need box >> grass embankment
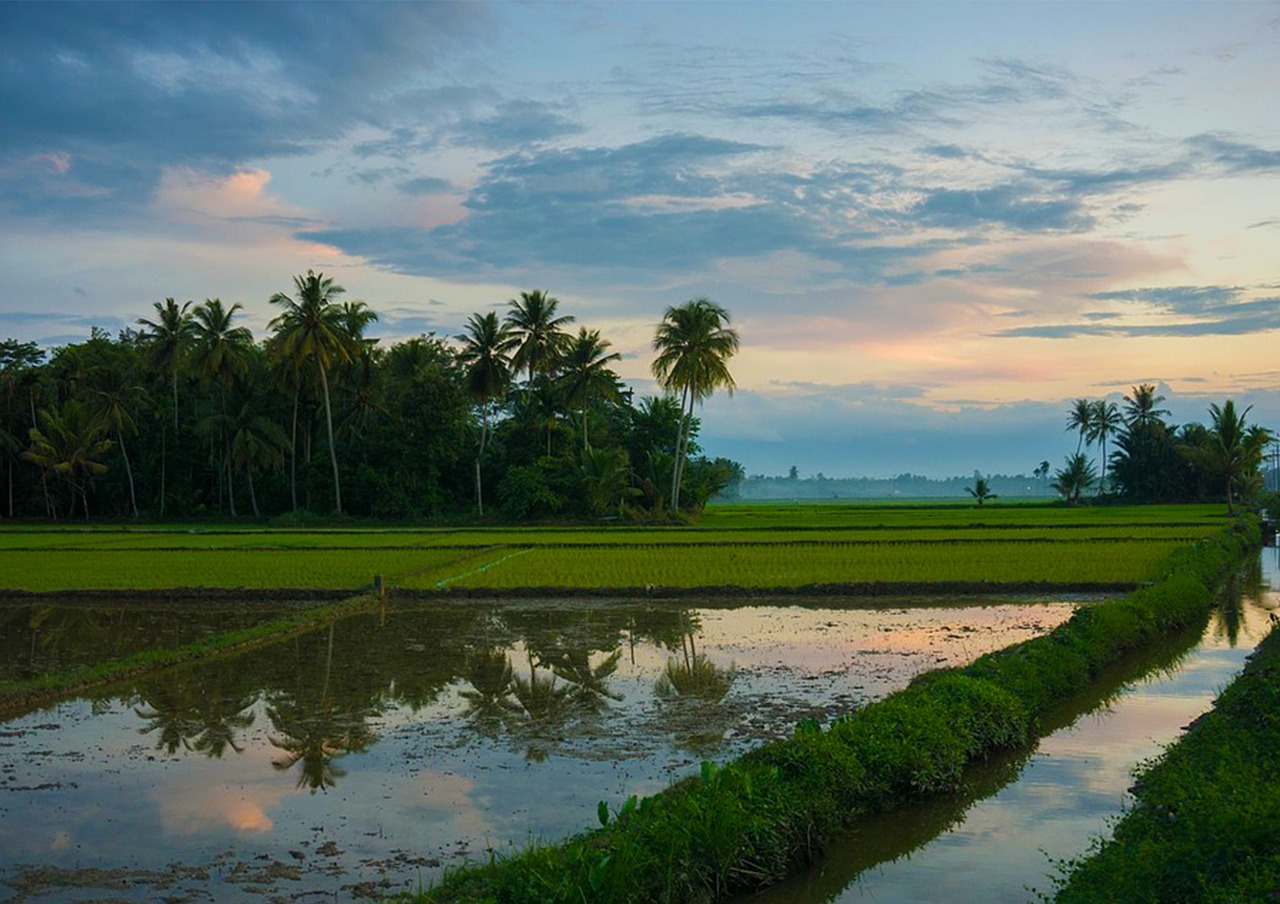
[0,593,381,718]
[1051,614,1280,903]
[416,517,1259,904]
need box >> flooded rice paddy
[0,595,1081,901]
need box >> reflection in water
[0,594,1082,901]
[741,560,1279,904]
[266,623,378,793]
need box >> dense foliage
[0,283,742,522]
[1059,383,1273,510]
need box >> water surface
[0,596,1074,901]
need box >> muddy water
[0,596,1078,901]
[740,552,1280,904]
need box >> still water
[0,596,1075,901]
[740,550,1279,904]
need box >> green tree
[137,298,195,431]
[189,299,255,516]
[506,289,574,384]
[651,298,740,514]
[559,327,622,450]
[966,475,997,506]
[1053,452,1097,504]
[1088,400,1123,494]
[269,271,361,515]
[457,311,515,516]
[1123,383,1169,430]
[22,400,113,520]
[1065,397,1093,455]
[1186,400,1272,514]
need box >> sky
[2,1,1279,479]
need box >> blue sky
[2,1,1279,477]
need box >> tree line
[1054,383,1273,511]
[0,275,743,522]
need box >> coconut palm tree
[1189,400,1272,514]
[652,298,740,513]
[269,271,356,515]
[22,400,113,520]
[1123,383,1169,430]
[94,378,146,518]
[966,475,997,506]
[457,311,515,516]
[506,289,574,384]
[189,299,255,516]
[559,327,622,450]
[1053,452,1097,504]
[137,298,194,431]
[1065,397,1093,455]
[1088,400,1123,494]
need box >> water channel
[0,553,1273,902]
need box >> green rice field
[0,503,1227,593]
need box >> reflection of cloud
[411,770,493,840]
[157,781,291,835]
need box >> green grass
[0,504,1224,592]
[414,540,1184,590]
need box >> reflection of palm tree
[655,653,736,703]
[547,647,623,710]
[267,622,377,793]
[192,693,258,758]
[459,647,521,726]
[135,682,204,754]
[511,652,572,724]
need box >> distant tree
[1066,398,1093,455]
[137,298,195,430]
[1183,400,1272,514]
[1123,383,1169,430]
[1088,400,1123,494]
[22,401,113,520]
[966,475,997,506]
[1053,452,1097,504]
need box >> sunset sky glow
[2,1,1278,477]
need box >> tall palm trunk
[474,405,489,518]
[290,387,299,511]
[159,424,167,516]
[117,429,138,518]
[318,364,343,514]
[670,386,691,514]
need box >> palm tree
[137,298,195,430]
[22,401,113,520]
[1124,383,1169,430]
[94,379,146,518]
[189,299,255,516]
[1065,398,1093,455]
[652,298,740,513]
[1190,400,1272,514]
[1053,452,1097,504]
[1088,400,1123,494]
[506,289,574,384]
[559,327,622,450]
[269,271,357,515]
[966,475,997,506]
[228,385,291,518]
[457,311,515,517]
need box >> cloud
[911,183,1089,232]
[1187,133,1280,173]
[399,176,455,196]
[0,3,493,217]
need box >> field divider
[0,591,384,720]
[433,547,534,588]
